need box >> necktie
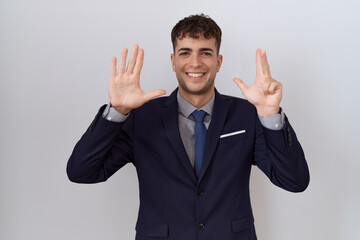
[192,110,207,177]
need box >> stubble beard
[177,74,215,96]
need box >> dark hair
[171,14,222,54]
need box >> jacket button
[197,189,204,196]
[198,223,205,230]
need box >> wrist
[255,105,279,117]
[114,107,130,115]
[110,103,131,115]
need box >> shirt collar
[177,91,215,119]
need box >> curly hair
[171,14,222,54]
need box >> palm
[234,49,282,117]
[109,81,148,111]
[243,76,282,108]
[109,45,166,115]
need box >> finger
[143,89,167,102]
[110,57,117,80]
[255,48,263,77]
[268,81,282,94]
[233,78,249,95]
[126,44,139,73]
[133,48,144,75]
[119,48,128,74]
[261,50,271,78]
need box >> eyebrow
[200,48,214,52]
[177,48,214,53]
[177,48,191,52]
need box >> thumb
[233,78,248,95]
[143,89,167,102]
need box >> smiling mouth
[187,73,204,77]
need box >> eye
[201,52,212,56]
[179,52,190,56]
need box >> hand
[109,44,166,115]
[234,48,282,117]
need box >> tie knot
[192,110,206,122]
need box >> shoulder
[216,93,258,121]
[132,95,170,115]
[142,95,169,108]
[219,93,256,112]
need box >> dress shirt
[177,92,214,167]
[102,91,285,168]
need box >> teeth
[188,73,204,77]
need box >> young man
[67,14,309,240]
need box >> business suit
[67,88,309,240]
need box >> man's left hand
[234,48,282,117]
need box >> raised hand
[109,44,166,115]
[234,49,282,117]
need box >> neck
[178,88,215,109]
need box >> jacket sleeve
[66,105,134,183]
[253,114,310,192]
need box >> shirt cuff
[259,109,285,130]
[102,104,129,122]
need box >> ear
[216,54,223,72]
[170,53,176,72]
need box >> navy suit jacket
[67,89,309,240]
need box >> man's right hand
[109,44,166,115]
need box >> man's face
[171,35,223,98]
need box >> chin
[180,82,214,96]
[177,73,215,95]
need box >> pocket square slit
[220,130,246,138]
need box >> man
[67,14,309,240]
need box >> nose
[189,54,202,68]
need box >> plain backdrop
[1,0,359,239]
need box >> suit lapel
[161,89,197,183]
[198,90,230,183]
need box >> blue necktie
[192,110,207,178]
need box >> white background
[1,0,359,239]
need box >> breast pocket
[219,130,248,144]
